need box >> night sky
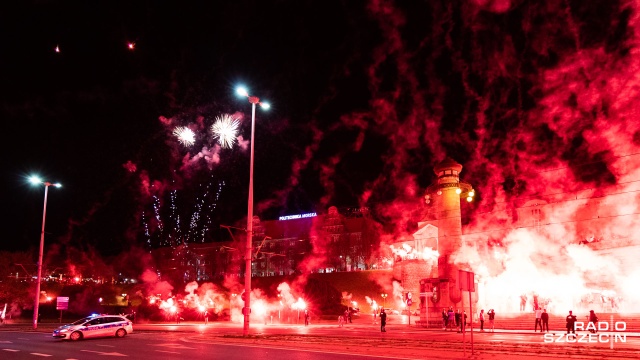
[2,0,638,260]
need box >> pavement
[3,317,639,337]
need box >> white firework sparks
[211,115,240,149]
[173,126,196,146]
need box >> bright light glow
[456,188,462,194]
[260,102,270,110]
[291,297,307,310]
[173,126,196,146]
[469,190,475,197]
[29,176,42,185]
[236,86,248,97]
[211,115,240,149]
[53,183,62,188]
[198,305,205,312]
[467,196,473,202]
[98,297,103,303]
[55,45,60,53]
[128,42,135,50]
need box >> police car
[53,314,133,341]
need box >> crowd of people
[441,307,469,332]
[331,303,601,335]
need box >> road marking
[31,353,53,357]
[97,344,116,347]
[153,343,196,350]
[0,341,12,343]
[80,350,128,356]
[155,350,180,354]
[3,349,19,352]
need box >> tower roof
[434,157,462,174]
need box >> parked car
[53,314,133,341]
[401,309,419,316]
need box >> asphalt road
[0,331,400,360]
[2,319,640,359]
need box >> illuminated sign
[279,212,317,221]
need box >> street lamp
[381,293,388,309]
[29,176,61,330]
[236,85,270,336]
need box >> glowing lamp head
[198,305,205,312]
[437,190,442,196]
[29,176,42,185]
[469,190,475,197]
[236,86,249,97]
[127,42,135,50]
[260,102,270,110]
[466,196,473,202]
[53,183,62,188]
[455,188,462,194]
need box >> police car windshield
[71,316,94,325]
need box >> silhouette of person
[541,309,549,332]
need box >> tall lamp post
[29,176,61,330]
[236,86,270,336]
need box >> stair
[416,313,640,332]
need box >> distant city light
[55,45,60,53]
[127,42,135,50]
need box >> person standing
[541,309,549,332]
[447,307,455,331]
[488,309,496,332]
[204,310,209,325]
[566,310,577,334]
[588,310,598,333]
[338,314,344,327]
[534,307,543,332]
[520,294,527,312]
[455,309,462,333]
[380,308,387,332]
[304,310,310,326]
[442,308,448,329]
[479,309,485,331]
[463,311,468,332]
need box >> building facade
[152,206,382,283]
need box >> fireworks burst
[173,126,196,146]
[211,115,240,149]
